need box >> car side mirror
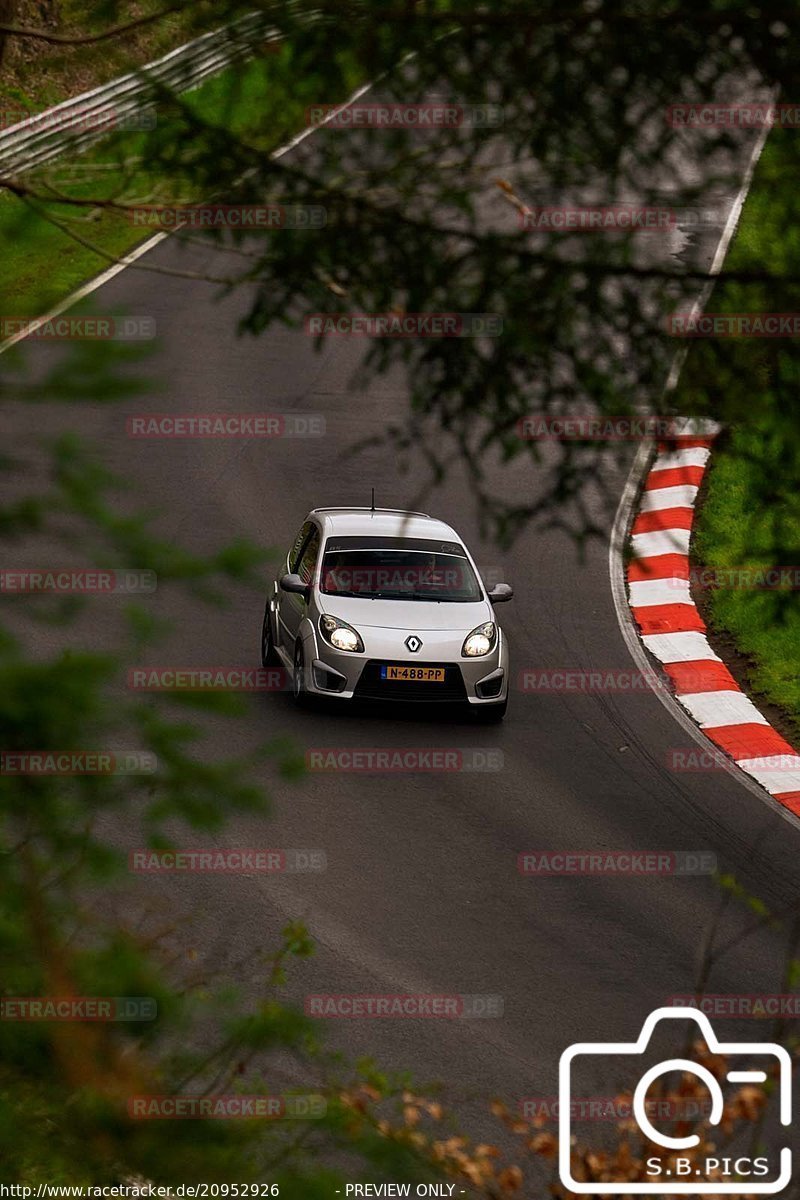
[280,572,310,602]
[488,582,513,603]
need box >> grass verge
[681,126,800,739]
[0,40,365,318]
[1,1,208,111]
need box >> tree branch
[0,2,195,47]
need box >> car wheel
[260,603,279,668]
[292,641,310,708]
[475,698,507,723]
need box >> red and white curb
[626,418,800,819]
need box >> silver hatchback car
[260,507,513,719]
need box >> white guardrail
[0,12,278,177]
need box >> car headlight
[462,621,497,657]
[319,614,364,653]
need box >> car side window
[296,527,321,585]
[288,522,312,572]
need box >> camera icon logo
[559,1006,792,1194]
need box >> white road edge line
[609,117,800,832]
[662,118,773,392]
[0,77,377,358]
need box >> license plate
[380,665,446,683]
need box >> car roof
[309,507,461,542]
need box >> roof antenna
[370,487,375,515]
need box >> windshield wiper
[368,592,470,602]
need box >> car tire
[474,698,507,723]
[292,641,310,708]
[260,603,279,668]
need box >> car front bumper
[300,622,509,705]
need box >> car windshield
[319,536,483,601]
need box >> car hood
[318,596,492,631]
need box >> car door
[278,523,321,650]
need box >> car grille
[353,660,468,703]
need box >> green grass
[0,2,200,113]
[0,43,365,318]
[684,126,800,736]
[692,439,800,729]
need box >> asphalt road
[3,74,800,1166]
